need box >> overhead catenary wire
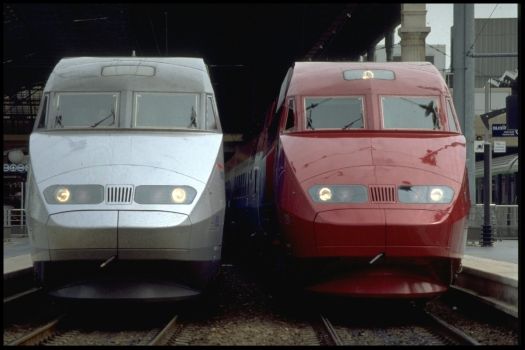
[465,4,499,56]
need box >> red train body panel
[226,62,470,299]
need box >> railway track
[7,312,183,346]
[422,310,480,345]
[3,287,43,305]
[148,315,180,345]
[314,309,480,346]
[8,315,65,346]
[319,314,344,345]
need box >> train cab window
[284,98,296,132]
[446,99,458,132]
[35,94,48,129]
[50,92,118,129]
[134,92,199,129]
[304,97,364,130]
[205,95,218,130]
[382,96,441,130]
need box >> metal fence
[3,208,26,236]
[467,204,519,239]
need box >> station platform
[3,236,518,316]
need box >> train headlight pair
[44,185,197,205]
[398,186,454,204]
[309,185,368,203]
[43,185,104,204]
[134,185,197,204]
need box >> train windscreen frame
[381,96,442,130]
[304,96,365,130]
[49,92,119,129]
[133,92,200,130]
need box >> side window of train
[446,99,458,132]
[205,95,217,130]
[284,98,295,132]
[36,94,49,129]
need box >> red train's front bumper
[305,264,448,299]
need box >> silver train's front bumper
[43,210,221,262]
[48,280,201,301]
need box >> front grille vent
[369,185,396,203]
[106,185,134,204]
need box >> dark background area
[3,3,400,138]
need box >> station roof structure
[3,3,401,136]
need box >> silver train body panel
[26,57,225,299]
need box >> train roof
[287,61,449,96]
[44,57,214,93]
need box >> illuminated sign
[3,164,29,173]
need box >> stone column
[398,3,430,61]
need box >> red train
[226,62,471,299]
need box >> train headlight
[43,185,104,204]
[171,187,187,204]
[135,185,197,204]
[430,188,444,202]
[55,187,70,203]
[309,185,368,203]
[318,187,332,201]
[398,186,454,204]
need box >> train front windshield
[45,92,218,131]
[52,92,119,129]
[134,93,199,129]
[304,97,364,130]
[381,96,440,130]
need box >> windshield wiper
[188,106,197,128]
[342,115,362,130]
[90,110,115,128]
[306,98,333,111]
[426,100,440,130]
[307,109,315,130]
[399,98,440,130]
[306,98,332,130]
[54,115,63,128]
[418,100,440,130]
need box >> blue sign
[492,124,518,137]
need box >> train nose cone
[279,133,374,184]
[314,209,385,253]
[29,132,223,184]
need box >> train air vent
[106,185,134,204]
[369,185,396,203]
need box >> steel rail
[3,287,43,304]
[319,314,344,346]
[8,314,65,346]
[424,311,480,345]
[449,284,518,319]
[148,314,179,345]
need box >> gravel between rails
[424,298,518,345]
[173,264,320,345]
[3,263,519,346]
[336,325,445,345]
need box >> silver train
[25,57,226,301]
